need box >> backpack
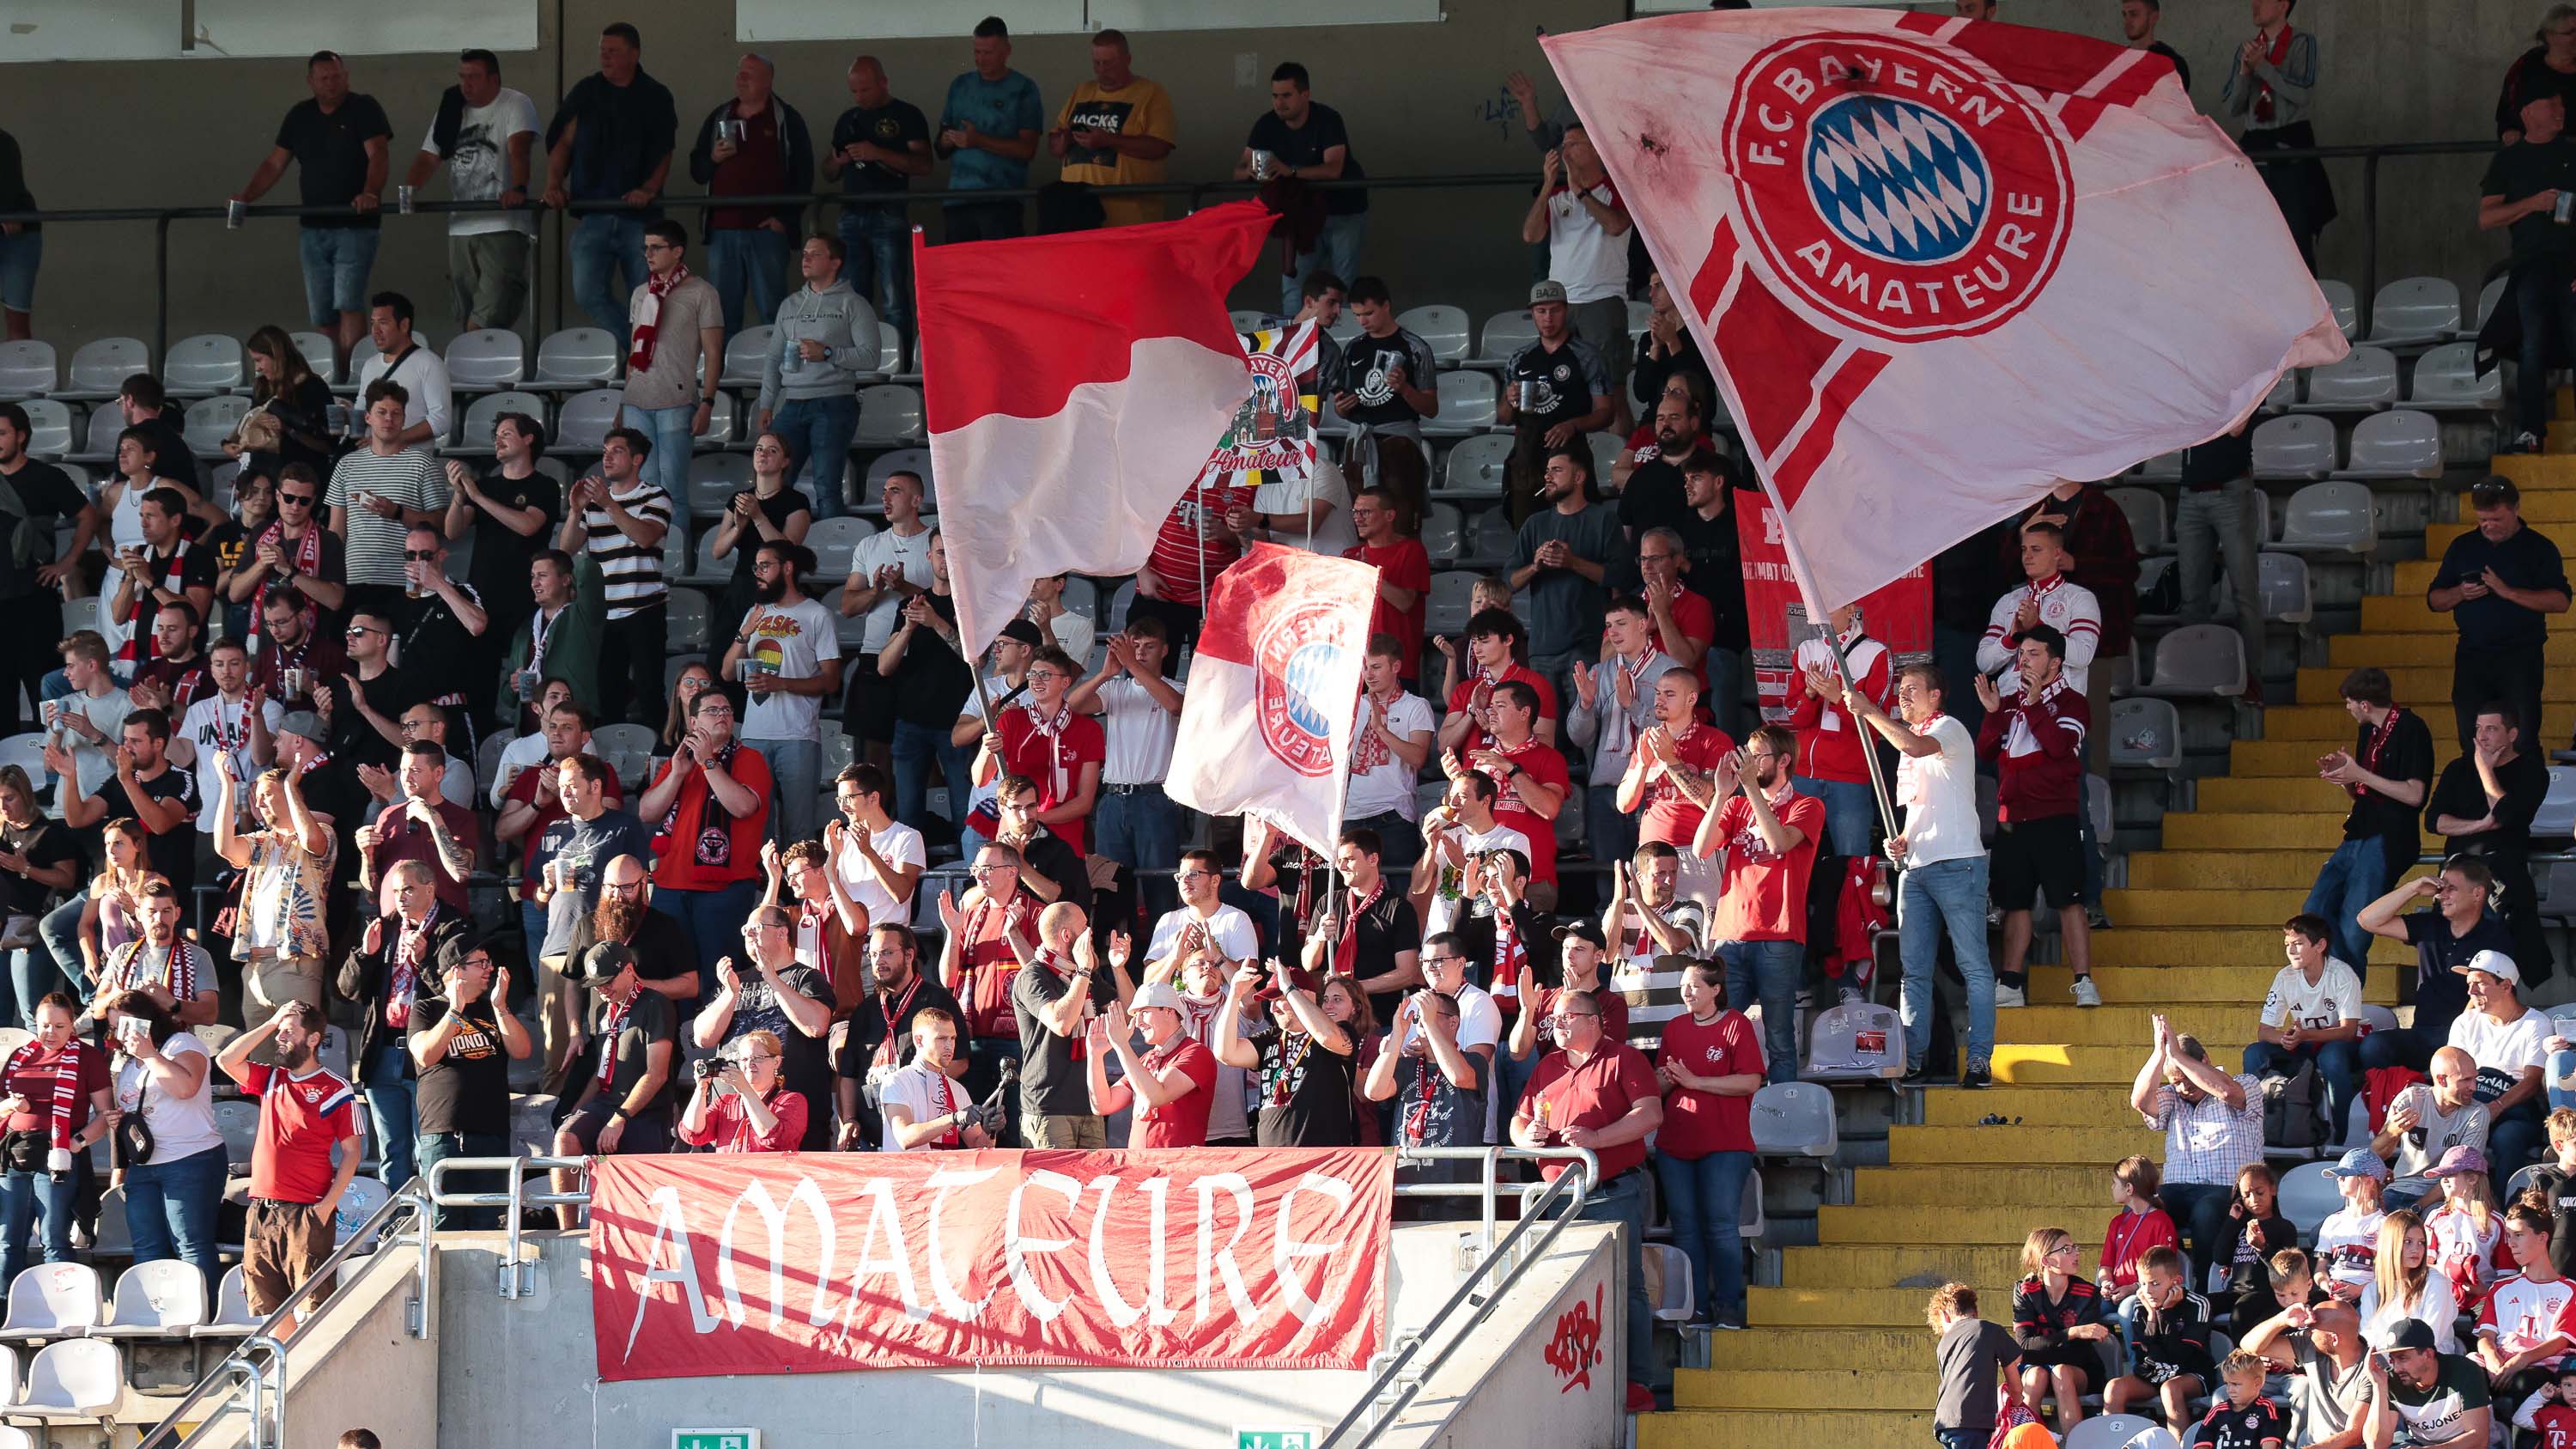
[2261,1056,2324,1150]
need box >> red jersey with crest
[1631,722,1735,847]
[241,1062,360,1203]
[1704,786,1826,943]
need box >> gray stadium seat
[2276,1160,2340,1237]
[2133,624,2246,698]
[445,327,529,393]
[181,395,249,458]
[292,330,339,387]
[2109,697,2182,772]
[818,585,870,651]
[1425,570,1479,636]
[686,451,756,517]
[697,390,738,449]
[2260,370,2299,412]
[1395,304,1470,365]
[1748,1082,1838,1157]
[864,448,934,509]
[2255,550,2315,624]
[532,327,621,392]
[719,325,775,389]
[447,390,548,455]
[2292,345,2397,411]
[805,514,875,579]
[1421,502,1463,564]
[871,319,904,376]
[59,338,149,400]
[2365,276,2460,348]
[1479,309,1536,368]
[1440,434,1511,497]
[554,389,623,454]
[2131,449,2183,483]
[2318,280,2359,342]
[2336,410,2441,479]
[1419,370,1497,437]
[2469,276,2506,339]
[2275,481,2377,554]
[1463,508,1515,568]
[2105,486,2167,552]
[15,399,70,457]
[0,341,56,399]
[854,384,925,446]
[2408,342,2502,411]
[1229,309,1277,334]
[2250,414,2335,480]
[2065,1416,2178,1449]
[64,402,121,463]
[2535,767,2576,838]
[89,1259,209,1337]
[666,589,711,652]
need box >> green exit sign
[1236,1429,1317,1449]
[673,1433,759,1449]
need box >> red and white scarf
[2251,25,2296,125]
[6,1038,85,1153]
[1349,693,1394,773]
[1492,906,1528,1004]
[1018,700,1076,804]
[110,938,198,1004]
[115,539,197,664]
[2353,705,2406,801]
[627,263,692,374]
[251,522,327,637]
[386,904,440,1030]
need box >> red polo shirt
[993,709,1107,855]
[1519,1041,1661,1181]
[1656,1010,1765,1158]
[1130,1037,1220,1148]
[1445,665,1560,754]
[1346,538,1431,683]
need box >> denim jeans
[840,204,914,338]
[1899,855,1996,1070]
[890,717,978,839]
[772,393,860,519]
[31,895,85,1020]
[2492,1100,2549,1190]
[2160,1180,2238,1291]
[1704,646,1746,747]
[1656,1148,1751,1324]
[1719,938,1803,1083]
[124,1142,227,1292]
[622,403,696,523]
[1584,783,1639,871]
[0,226,38,314]
[1549,1166,1656,1387]
[296,227,381,327]
[1280,211,1367,316]
[1936,1430,1981,1449]
[1790,775,1878,859]
[2301,836,2389,985]
[362,1043,417,1190]
[1093,786,1182,916]
[415,1129,512,1231]
[706,228,793,339]
[2175,482,2262,680]
[0,1165,74,1287]
[572,213,650,344]
[2244,1038,2362,1151]
[2516,258,2576,435]
[750,737,822,847]
[2552,1048,2576,1112]
[661,879,762,993]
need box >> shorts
[298,226,382,326]
[1021,1112,1106,1149]
[1990,813,2084,912]
[242,1196,337,1317]
[561,1100,673,1157]
[0,228,38,314]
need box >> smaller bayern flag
[1164,544,1379,859]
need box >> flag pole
[914,220,999,734]
[1767,497,1901,847]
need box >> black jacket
[686,99,815,236]
[335,910,470,1075]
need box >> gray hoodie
[758,279,880,415]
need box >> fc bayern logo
[1722,33,2072,342]
[1254,601,1353,778]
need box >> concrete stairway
[1646,447,2555,1449]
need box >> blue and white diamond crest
[1805,93,1991,265]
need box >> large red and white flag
[1542,10,2348,611]
[916,202,1276,658]
[1165,544,1378,858]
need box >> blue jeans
[124,1143,227,1293]
[1546,1166,1656,1387]
[415,1129,511,1231]
[750,737,822,847]
[707,228,793,339]
[2492,1100,2548,1190]
[1937,1430,1981,1449]
[890,718,977,839]
[1657,1148,1751,1324]
[296,227,380,327]
[1719,939,1803,1083]
[772,393,860,519]
[0,1165,74,1288]
[2244,1038,2362,1151]
[1585,783,1639,870]
[1093,785,1182,878]
[32,895,85,1019]
[2551,1048,2576,1112]
[1790,776,1878,858]
[2301,837,2390,985]
[1281,211,1367,316]
[2160,1180,2238,1291]
[840,204,914,338]
[362,1044,416,1190]
[1899,855,1996,1069]
[572,213,650,344]
[622,403,696,527]
[661,878,762,993]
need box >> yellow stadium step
[1702,1327,1934,1373]
[2194,777,2360,813]
[2298,666,2573,702]
[2260,706,2372,741]
[2081,930,2415,971]
[2359,596,2448,634]
[1855,1165,2113,1208]
[1891,1123,2151,1163]
[2330,630,2576,669]
[2003,1003,2252,1046]
[2125,849,2344,887]
[2395,560,2439,594]
[2160,811,2354,850]
[1641,1409,1928,1449]
[1748,1287,1947,1325]
[2221,741,2354,778]
[2099,886,2330,926]
[1923,1084,2137,1126]
[1781,1244,2027,1289]
[1675,1367,1941,1412]
[2494,452,2576,488]
[1818,1205,2103,1245]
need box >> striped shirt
[576,483,675,620]
[1604,898,1708,1048]
[325,446,448,588]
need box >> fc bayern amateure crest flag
[1196,319,1321,496]
[1541,9,2348,612]
[1164,544,1378,859]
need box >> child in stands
[2012,1226,2113,1431]
[2476,1199,2576,1405]
[2268,1247,2322,1318]
[2188,1349,2291,1449]
[2509,1361,2576,1449]
[2316,1147,2391,1300]
[2102,1153,2180,1307]
[2109,1245,2215,1424]
[2220,1161,2300,1340]
[2423,1148,2506,1313]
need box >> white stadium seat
[2133,624,2246,698]
[1395,304,1471,365]
[871,318,905,376]
[1441,433,1511,496]
[697,390,738,448]
[2256,551,2315,624]
[2408,342,2501,411]
[805,514,875,579]
[2250,414,2335,480]
[1420,502,1464,564]
[11,1339,118,1420]
[532,326,621,391]
[554,389,623,454]
[447,390,548,454]
[445,328,529,393]
[2318,280,2360,342]
[0,340,57,399]
[686,451,755,517]
[16,399,71,457]
[2470,275,2506,338]
[2065,1416,2179,1449]
[2337,409,2442,479]
[2105,486,2168,551]
[2109,697,2182,772]
[214,1099,258,1165]
[64,402,123,463]
[1479,309,1537,365]
[1748,1082,1839,1158]
[1104,578,1137,634]
[60,337,149,400]
[90,1259,209,1337]
[0,1263,100,1339]
[2292,345,2397,411]
[1420,370,1497,436]
[181,394,249,457]
[162,332,246,397]
[2275,479,2378,554]
[2366,276,2460,348]
[2534,767,2576,839]
[1643,1243,1694,1328]
[854,384,925,446]
[292,330,339,387]
[719,326,775,389]
[191,1269,258,1341]
[666,589,711,653]
[2277,1160,2341,1238]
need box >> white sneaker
[2072,976,2104,1008]
[1993,983,2027,1008]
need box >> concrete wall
[0,1,2538,352]
[185,1245,441,1449]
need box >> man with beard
[556,853,697,1089]
[1614,392,1702,578]
[315,609,419,777]
[247,588,348,715]
[334,860,466,1191]
[409,936,532,1230]
[1509,447,1619,697]
[1694,724,1826,1083]
[530,759,656,1063]
[720,539,841,846]
[216,756,338,1044]
[217,1001,362,1319]
[692,903,835,1150]
[834,921,963,1149]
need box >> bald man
[2375,1044,2489,1209]
[686,52,817,336]
[825,55,933,339]
[1012,901,1127,1148]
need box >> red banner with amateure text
[589,1148,1394,1382]
[1736,493,1930,721]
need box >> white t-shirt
[2262,959,2366,1034]
[2451,1007,2553,1105]
[1545,180,1628,304]
[877,1060,971,1151]
[353,348,454,454]
[422,88,541,237]
[489,730,552,808]
[1253,470,1358,556]
[1040,608,1094,662]
[1096,675,1182,786]
[1893,715,1982,866]
[112,1032,225,1164]
[833,820,926,926]
[179,692,283,832]
[2317,1206,2386,1284]
[849,527,935,654]
[1145,904,1260,973]
[2359,1272,2461,1353]
[737,594,841,743]
[1421,821,1532,940]
[1344,691,1436,821]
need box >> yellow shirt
[1054,76,1177,227]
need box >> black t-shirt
[1252,1022,1358,1148]
[1505,338,1607,435]
[1309,889,1419,1030]
[2179,431,2254,490]
[2530,1164,2576,1276]
[2403,909,2516,1044]
[882,592,975,731]
[1332,330,1437,429]
[2482,138,2576,266]
[2432,520,2572,651]
[546,70,679,204]
[2146,40,2193,94]
[2218,1212,2300,1318]
[202,520,261,642]
[589,988,677,1117]
[410,993,512,1136]
[568,907,699,993]
[276,95,396,230]
[2190,1396,2289,1449]
[325,665,425,774]
[123,542,219,658]
[1012,958,1116,1119]
[0,460,88,602]
[831,100,932,195]
[92,767,199,894]
[2340,709,2434,868]
[395,588,485,737]
[1017,830,1094,924]
[1668,492,1754,652]
[835,972,966,1079]
[0,822,73,920]
[1248,103,1367,216]
[716,962,836,1150]
[2427,749,2546,856]
[465,468,560,630]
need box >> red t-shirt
[1704,787,1826,943]
[1650,588,1717,688]
[505,761,625,888]
[241,1062,360,1203]
[1518,1042,1661,1181]
[1145,482,1256,606]
[1631,722,1736,847]
[1529,984,1629,1049]
[1656,1010,1765,1159]
[1444,665,1560,753]
[1,1047,111,1137]
[1483,737,1571,886]
[1346,538,1431,683]
[954,890,1039,1040]
[365,799,484,914]
[1132,1037,1220,1148]
[994,709,1108,855]
[645,744,775,892]
[2099,1207,2180,1289]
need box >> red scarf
[1019,700,1076,804]
[6,1038,84,1152]
[2354,705,2405,801]
[2251,25,2296,125]
[627,263,692,373]
[872,974,925,1070]
[1350,693,1394,773]
[654,739,740,856]
[110,938,198,1005]
[1492,907,1528,1005]
[115,539,196,664]
[1334,880,1384,977]
[386,904,439,1030]
[251,522,327,638]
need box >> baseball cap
[276,711,325,743]
[2384,1318,2438,1352]
[578,941,635,985]
[2425,1145,2488,1178]
[2456,948,2522,985]
[996,618,1044,648]
[1132,983,1186,1014]
[1529,279,1569,306]
[2324,1146,2390,1181]
[1552,920,1607,948]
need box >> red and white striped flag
[1164,544,1380,859]
[1541,9,2348,612]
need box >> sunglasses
[278,493,315,507]
[346,624,382,637]
[402,549,440,562]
